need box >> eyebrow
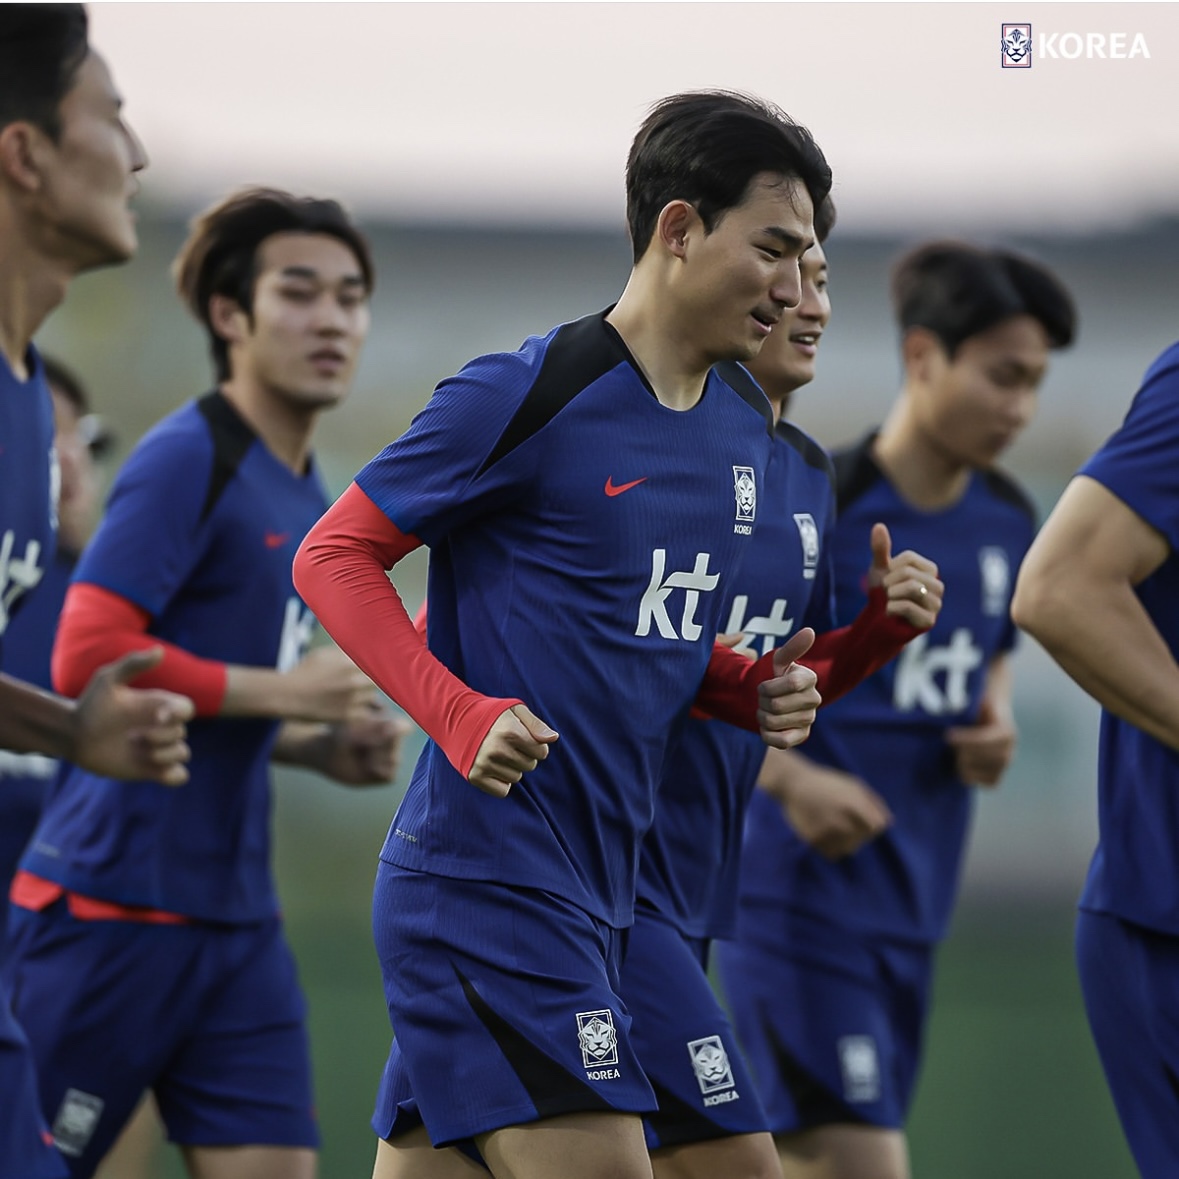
[279,266,367,287]
[760,226,815,253]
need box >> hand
[72,648,194,787]
[468,705,558,798]
[283,645,379,724]
[316,705,413,787]
[762,750,892,859]
[866,523,942,631]
[757,628,822,749]
[946,697,1017,787]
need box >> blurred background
[38,2,1179,1175]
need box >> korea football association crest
[838,1035,881,1104]
[978,546,1011,616]
[688,1035,739,1106]
[577,1009,621,1079]
[793,512,820,579]
[733,466,756,535]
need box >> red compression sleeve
[801,586,923,705]
[692,588,924,728]
[52,582,228,715]
[291,482,522,778]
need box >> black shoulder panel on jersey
[197,391,256,524]
[775,420,836,488]
[714,361,774,437]
[832,431,885,514]
[477,313,625,478]
[982,467,1038,528]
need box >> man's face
[49,386,100,557]
[231,232,371,411]
[674,174,815,367]
[745,240,830,411]
[914,314,1051,469]
[38,51,147,270]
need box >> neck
[606,271,713,410]
[219,377,318,473]
[0,211,72,378]
[872,388,971,510]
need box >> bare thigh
[778,1125,910,1179]
[372,1128,489,1179]
[183,1144,317,1179]
[479,1111,654,1179]
[652,1130,782,1179]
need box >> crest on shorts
[978,546,1010,616]
[688,1034,737,1095]
[577,1009,619,1069]
[838,1035,881,1103]
[793,512,820,579]
[52,1089,105,1157]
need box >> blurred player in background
[4,187,407,1179]
[718,241,1077,1179]
[1012,339,1179,1179]
[295,90,833,1179]
[622,199,941,1179]
[0,6,195,1176]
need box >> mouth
[309,349,348,375]
[751,309,780,337]
[789,331,822,357]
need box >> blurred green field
[149,763,1136,1179]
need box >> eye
[758,245,783,260]
[280,287,316,303]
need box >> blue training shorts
[3,898,316,1177]
[715,908,933,1133]
[370,862,657,1149]
[1076,907,1179,1179]
[621,904,769,1150]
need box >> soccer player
[294,91,833,1179]
[0,7,193,1176]
[0,357,111,947]
[717,241,1077,1179]
[622,202,943,1179]
[1010,341,1179,1178]
[4,187,406,1179]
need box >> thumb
[511,704,559,743]
[104,646,165,684]
[773,627,815,676]
[870,522,892,574]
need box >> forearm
[0,675,76,760]
[271,720,332,773]
[1018,576,1179,751]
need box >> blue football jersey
[1076,341,1179,936]
[22,393,328,922]
[356,311,775,928]
[735,433,1034,943]
[0,347,56,651]
[637,420,837,940]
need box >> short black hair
[0,4,89,140]
[814,195,837,244]
[625,90,832,263]
[41,354,115,456]
[891,241,1076,358]
[173,187,375,382]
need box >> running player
[1011,340,1179,1178]
[294,91,831,1179]
[0,8,192,1176]
[4,187,406,1179]
[0,358,110,947]
[622,203,942,1179]
[717,241,1077,1179]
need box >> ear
[653,199,699,260]
[208,293,249,346]
[0,121,51,193]
[900,326,945,385]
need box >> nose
[770,260,803,311]
[124,118,149,173]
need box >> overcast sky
[90,2,1178,233]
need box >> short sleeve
[355,350,542,546]
[1081,347,1179,552]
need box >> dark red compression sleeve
[291,482,522,778]
[51,582,228,715]
[693,587,923,729]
